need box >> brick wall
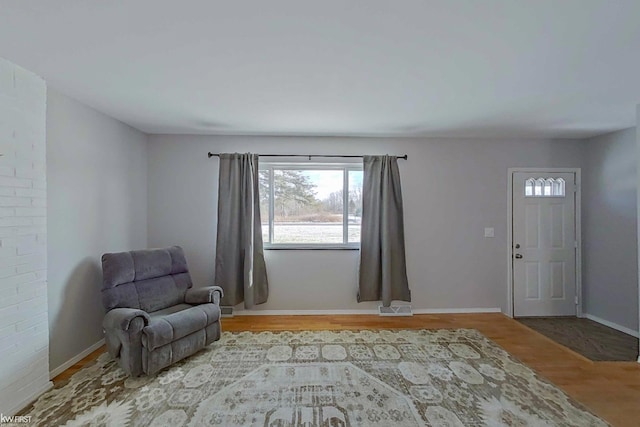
[0,57,50,415]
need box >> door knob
[515,254,523,259]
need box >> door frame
[506,168,582,318]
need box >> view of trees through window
[259,167,363,245]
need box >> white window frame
[260,162,362,250]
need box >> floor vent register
[378,305,413,316]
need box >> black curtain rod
[207,152,407,160]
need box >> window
[259,163,363,248]
[525,177,565,197]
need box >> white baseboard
[49,338,105,379]
[583,313,639,338]
[6,380,53,416]
[232,308,502,316]
[234,309,377,315]
[412,308,502,314]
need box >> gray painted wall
[46,89,148,372]
[582,128,638,332]
[147,135,582,313]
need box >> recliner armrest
[103,308,150,332]
[185,286,224,305]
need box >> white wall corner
[637,104,640,363]
[0,57,50,415]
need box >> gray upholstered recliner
[101,246,223,376]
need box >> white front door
[512,172,577,317]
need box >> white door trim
[506,168,582,318]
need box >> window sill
[264,246,360,251]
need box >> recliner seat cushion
[142,304,220,351]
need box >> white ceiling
[1,0,639,138]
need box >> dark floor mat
[517,316,639,361]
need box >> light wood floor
[53,313,640,427]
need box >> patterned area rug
[22,329,607,426]
[517,317,639,361]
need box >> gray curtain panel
[358,155,411,307]
[214,153,269,308]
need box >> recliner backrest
[101,246,193,312]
